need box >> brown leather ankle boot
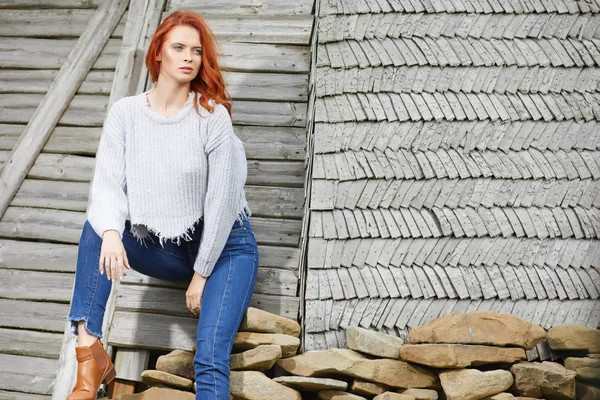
[67,339,116,400]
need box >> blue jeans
[67,214,259,399]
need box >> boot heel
[103,367,116,385]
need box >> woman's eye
[194,49,203,55]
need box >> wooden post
[52,0,167,398]
[107,348,150,398]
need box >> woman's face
[157,25,203,84]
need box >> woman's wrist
[102,229,119,239]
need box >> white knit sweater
[87,89,251,277]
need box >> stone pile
[115,309,600,400]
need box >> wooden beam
[0,0,128,220]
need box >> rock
[373,393,415,400]
[273,376,348,391]
[346,326,405,359]
[233,332,299,358]
[577,381,600,400]
[482,394,515,399]
[318,390,367,400]
[117,386,194,400]
[514,398,541,400]
[547,325,600,353]
[400,344,526,368]
[511,361,576,399]
[155,350,194,380]
[140,370,193,390]
[350,380,388,396]
[230,370,301,400]
[230,344,282,371]
[564,357,600,383]
[588,353,600,359]
[239,307,301,337]
[408,311,546,350]
[439,369,513,400]
[398,388,439,400]
[277,348,438,389]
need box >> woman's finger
[123,252,131,270]
[111,256,119,282]
[117,256,124,280]
[99,254,105,275]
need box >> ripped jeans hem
[67,316,103,340]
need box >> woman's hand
[99,230,131,282]
[186,272,207,316]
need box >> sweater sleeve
[86,100,129,239]
[193,103,248,277]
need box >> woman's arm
[87,100,129,239]
[193,103,247,278]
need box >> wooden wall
[0,0,313,397]
[304,0,600,359]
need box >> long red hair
[145,10,232,116]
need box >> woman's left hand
[186,272,207,316]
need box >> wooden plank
[122,266,298,297]
[0,38,310,73]
[0,239,77,273]
[1,125,305,162]
[0,269,72,302]
[0,207,301,247]
[0,391,50,400]
[0,94,306,127]
[116,285,298,319]
[167,0,313,15]
[0,239,298,272]
[11,179,303,218]
[0,10,313,45]
[0,0,102,7]
[0,328,62,359]
[0,0,129,220]
[0,9,126,38]
[0,299,68,332]
[0,354,57,395]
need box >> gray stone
[346,326,405,359]
[273,376,348,391]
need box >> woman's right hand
[99,230,131,282]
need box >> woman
[66,10,259,400]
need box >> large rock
[482,394,514,399]
[373,393,415,400]
[233,332,299,358]
[511,361,576,399]
[239,307,301,337]
[117,386,194,400]
[564,357,600,383]
[156,350,194,380]
[273,376,348,391]
[439,369,513,400]
[577,382,600,400]
[408,312,546,350]
[547,325,600,353]
[318,390,367,400]
[398,388,438,400]
[230,370,301,400]
[140,370,193,390]
[350,380,388,396]
[400,344,526,368]
[277,348,438,389]
[230,344,282,371]
[346,326,405,359]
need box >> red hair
[145,10,232,117]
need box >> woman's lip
[180,67,192,71]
